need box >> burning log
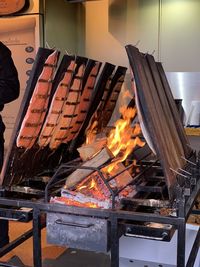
[75,171,111,199]
[110,162,134,187]
[65,147,114,189]
[53,166,136,209]
[77,137,107,161]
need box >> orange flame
[78,185,87,191]
[86,120,98,145]
[104,106,145,173]
[89,178,98,190]
[77,105,145,196]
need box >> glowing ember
[89,178,98,190]
[78,185,87,190]
[76,172,111,201]
[51,196,99,209]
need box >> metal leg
[33,208,42,267]
[177,219,186,267]
[186,227,200,267]
[110,216,119,267]
[0,227,34,257]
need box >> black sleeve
[0,43,20,105]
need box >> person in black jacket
[0,41,20,247]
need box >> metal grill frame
[0,170,199,267]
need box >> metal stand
[0,200,198,267]
[0,168,199,267]
[33,208,42,267]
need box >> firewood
[77,137,107,161]
[113,162,133,187]
[65,147,114,189]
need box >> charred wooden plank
[101,66,127,128]
[125,45,183,196]
[156,62,192,158]
[140,54,183,167]
[146,54,185,163]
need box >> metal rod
[181,156,196,166]
[33,208,42,267]
[44,159,82,202]
[0,197,180,224]
[177,219,186,267]
[170,167,189,178]
[116,159,159,195]
[110,215,119,267]
[0,227,34,258]
[186,227,200,267]
[178,168,192,176]
[185,178,200,220]
[135,40,140,47]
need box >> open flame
[86,120,98,145]
[51,87,146,208]
[77,178,98,191]
[104,105,145,173]
[76,105,145,197]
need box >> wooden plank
[156,62,192,158]
[125,45,183,195]
[67,60,102,142]
[141,54,183,189]
[146,54,185,163]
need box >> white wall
[84,0,159,67]
[45,0,84,56]
[83,0,200,72]
[161,0,200,71]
